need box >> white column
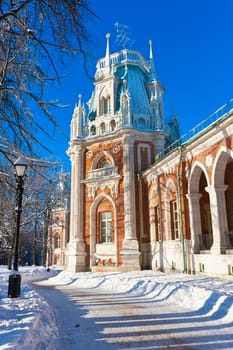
[186,193,202,253]
[66,144,86,272]
[206,185,229,253]
[121,134,141,270]
[123,134,137,240]
[69,145,84,241]
[69,150,77,241]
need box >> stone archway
[187,163,212,252]
[212,147,233,251]
[148,180,163,270]
[199,173,213,250]
[149,183,160,243]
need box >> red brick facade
[142,110,233,275]
[63,36,233,276]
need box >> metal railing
[156,98,233,161]
[96,49,150,73]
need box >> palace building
[63,34,233,276]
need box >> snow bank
[0,266,59,350]
[47,269,233,322]
[1,266,233,349]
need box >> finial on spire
[78,94,82,107]
[149,39,153,59]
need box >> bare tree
[20,162,64,266]
[0,156,69,268]
[0,158,15,267]
[0,0,96,158]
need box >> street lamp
[8,156,28,298]
[47,241,50,272]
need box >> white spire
[148,39,157,81]
[105,33,111,74]
[78,93,82,107]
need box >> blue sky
[44,0,233,171]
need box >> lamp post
[47,241,50,272]
[8,156,27,298]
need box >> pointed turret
[70,94,85,140]
[120,78,132,126]
[145,40,165,130]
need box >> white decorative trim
[205,154,213,168]
[85,177,121,199]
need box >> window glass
[100,159,111,168]
[172,200,179,239]
[100,212,112,243]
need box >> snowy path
[33,275,233,350]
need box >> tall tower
[66,34,167,272]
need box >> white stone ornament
[205,154,213,168]
[86,150,93,158]
[112,144,120,153]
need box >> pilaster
[186,193,202,253]
[120,133,141,270]
[66,144,86,272]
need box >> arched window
[138,118,146,128]
[91,150,115,171]
[110,120,116,131]
[100,122,106,134]
[90,125,96,135]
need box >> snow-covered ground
[1,265,233,349]
[0,266,59,349]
